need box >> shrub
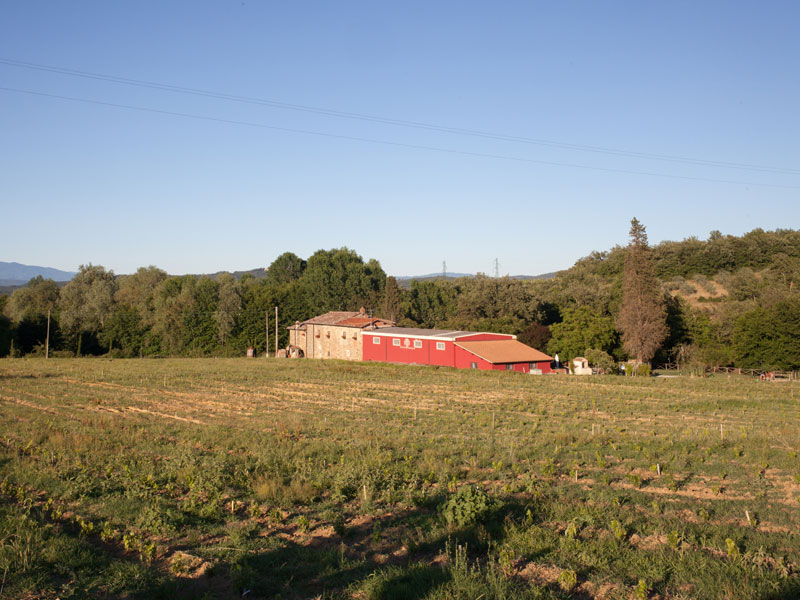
[585,348,615,373]
[557,569,577,592]
[440,485,494,528]
[252,473,316,506]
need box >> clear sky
[1,1,798,277]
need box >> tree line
[1,228,799,370]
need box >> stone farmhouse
[287,308,394,361]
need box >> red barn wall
[454,346,493,370]
[363,333,552,374]
[362,334,387,362]
[385,336,428,364]
[428,340,456,367]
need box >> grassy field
[1,358,799,599]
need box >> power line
[1,57,798,176]
[1,86,798,190]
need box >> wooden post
[265,310,269,358]
[275,306,279,356]
[45,309,51,359]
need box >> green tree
[547,306,617,360]
[456,275,538,322]
[99,305,147,357]
[682,308,734,368]
[6,276,61,355]
[402,280,457,328]
[58,265,117,355]
[266,252,306,286]
[518,322,552,351]
[379,276,404,322]
[7,276,60,321]
[0,295,12,356]
[617,218,667,364]
[215,273,242,352]
[302,248,386,314]
[733,298,800,370]
[152,276,196,355]
[182,277,218,355]
[110,266,168,356]
[584,348,615,372]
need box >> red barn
[362,327,552,373]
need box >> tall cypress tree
[617,218,667,364]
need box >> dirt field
[1,358,799,599]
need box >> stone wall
[290,325,362,360]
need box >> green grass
[1,357,799,599]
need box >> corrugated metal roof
[363,327,475,340]
[456,340,553,364]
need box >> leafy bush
[585,348,615,373]
[557,569,577,592]
[440,486,494,528]
[253,473,316,507]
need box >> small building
[572,357,592,375]
[362,327,552,373]
[287,308,394,361]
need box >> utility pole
[442,260,447,279]
[275,306,279,356]
[265,310,269,357]
[45,309,51,359]
[494,258,500,278]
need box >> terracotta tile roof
[303,311,362,325]
[456,340,553,364]
[336,317,393,327]
[288,311,394,329]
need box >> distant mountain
[395,272,474,280]
[195,268,269,280]
[395,272,558,281]
[510,272,559,280]
[0,262,76,285]
[394,271,558,289]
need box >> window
[436,342,445,351]
[506,364,514,371]
[372,337,380,345]
[471,362,478,369]
[530,363,536,369]
[414,340,422,349]
[392,338,401,346]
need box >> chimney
[359,306,366,315]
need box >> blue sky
[1,1,798,277]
